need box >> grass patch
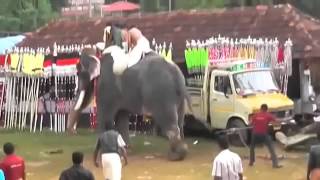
[0,129,308,180]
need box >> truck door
[210,71,235,129]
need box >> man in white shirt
[93,127,128,180]
[212,135,243,180]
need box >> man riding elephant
[125,27,152,66]
[68,23,191,161]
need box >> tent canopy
[0,35,25,53]
[102,1,140,12]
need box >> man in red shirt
[249,104,282,168]
[0,142,25,180]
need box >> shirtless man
[123,26,153,67]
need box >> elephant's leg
[96,103,117,133]
[153,106,188,161]
[177,102,185,139]
[115,110,130,146]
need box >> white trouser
[101,153,122,180]
[127,36,152,67]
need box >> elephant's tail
[184,92,193,113]
[170,62,193,113]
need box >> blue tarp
[0,35,25,53]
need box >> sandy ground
[0,130,309,180]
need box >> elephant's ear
[88,55,101,80]
[81,53,100,81]
[103,45,129,75]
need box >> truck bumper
[280,119,296,125]
[277,116,296,125]
[273,117,296,132]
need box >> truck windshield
[233,70,279,95]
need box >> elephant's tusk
[74,90,85,110]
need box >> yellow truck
[185,61,295,145]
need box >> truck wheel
[227,119,249,147]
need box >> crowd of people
[0,126,128,180]
[211,104,320,180]
[1,23,320,180]
[0,105,320,179]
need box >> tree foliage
[0,0,319,34]
[139,0,320,19]
[0,0,55,32]
[50,0,67,12]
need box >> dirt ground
[0,129,309,180]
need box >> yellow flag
[161,47,166,59]
[166,48,173,63]
[34,53,44,74]
[22,53,29,74]
[10,53,19,72]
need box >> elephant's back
[137,56,185,103]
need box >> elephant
[67,25,191,161]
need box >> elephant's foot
[67,128,78,135]
[167,140,188,161]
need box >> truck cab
[186,61,295,143]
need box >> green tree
[50,0,67,12]
[37,0,55,26]
[0,0,55,32]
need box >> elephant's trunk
[67,109,81,134]
[67,80,95,133]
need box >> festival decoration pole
[39,48,47,132]
[184,36,293,92]
[158,44,162,56]
[283,38,292,95]
[58,45,64,133]
[161,42,167,59]
[164,42,173,63]
[4,57,12,129]
[15,47,25,129]
[151,38,156,51]
[29,49,38,132]
[43,47,53,131]
[155,44,158,55]
[5,51,13,129]
[18,48,28,130]
[24,48,34,130]
[33,48,44,133]
[53,43,58,133]
[184,40,191,74]
[1,50,10,126]
[8,48,20,129]
[191,39,197,78]
[39,75,45,133]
